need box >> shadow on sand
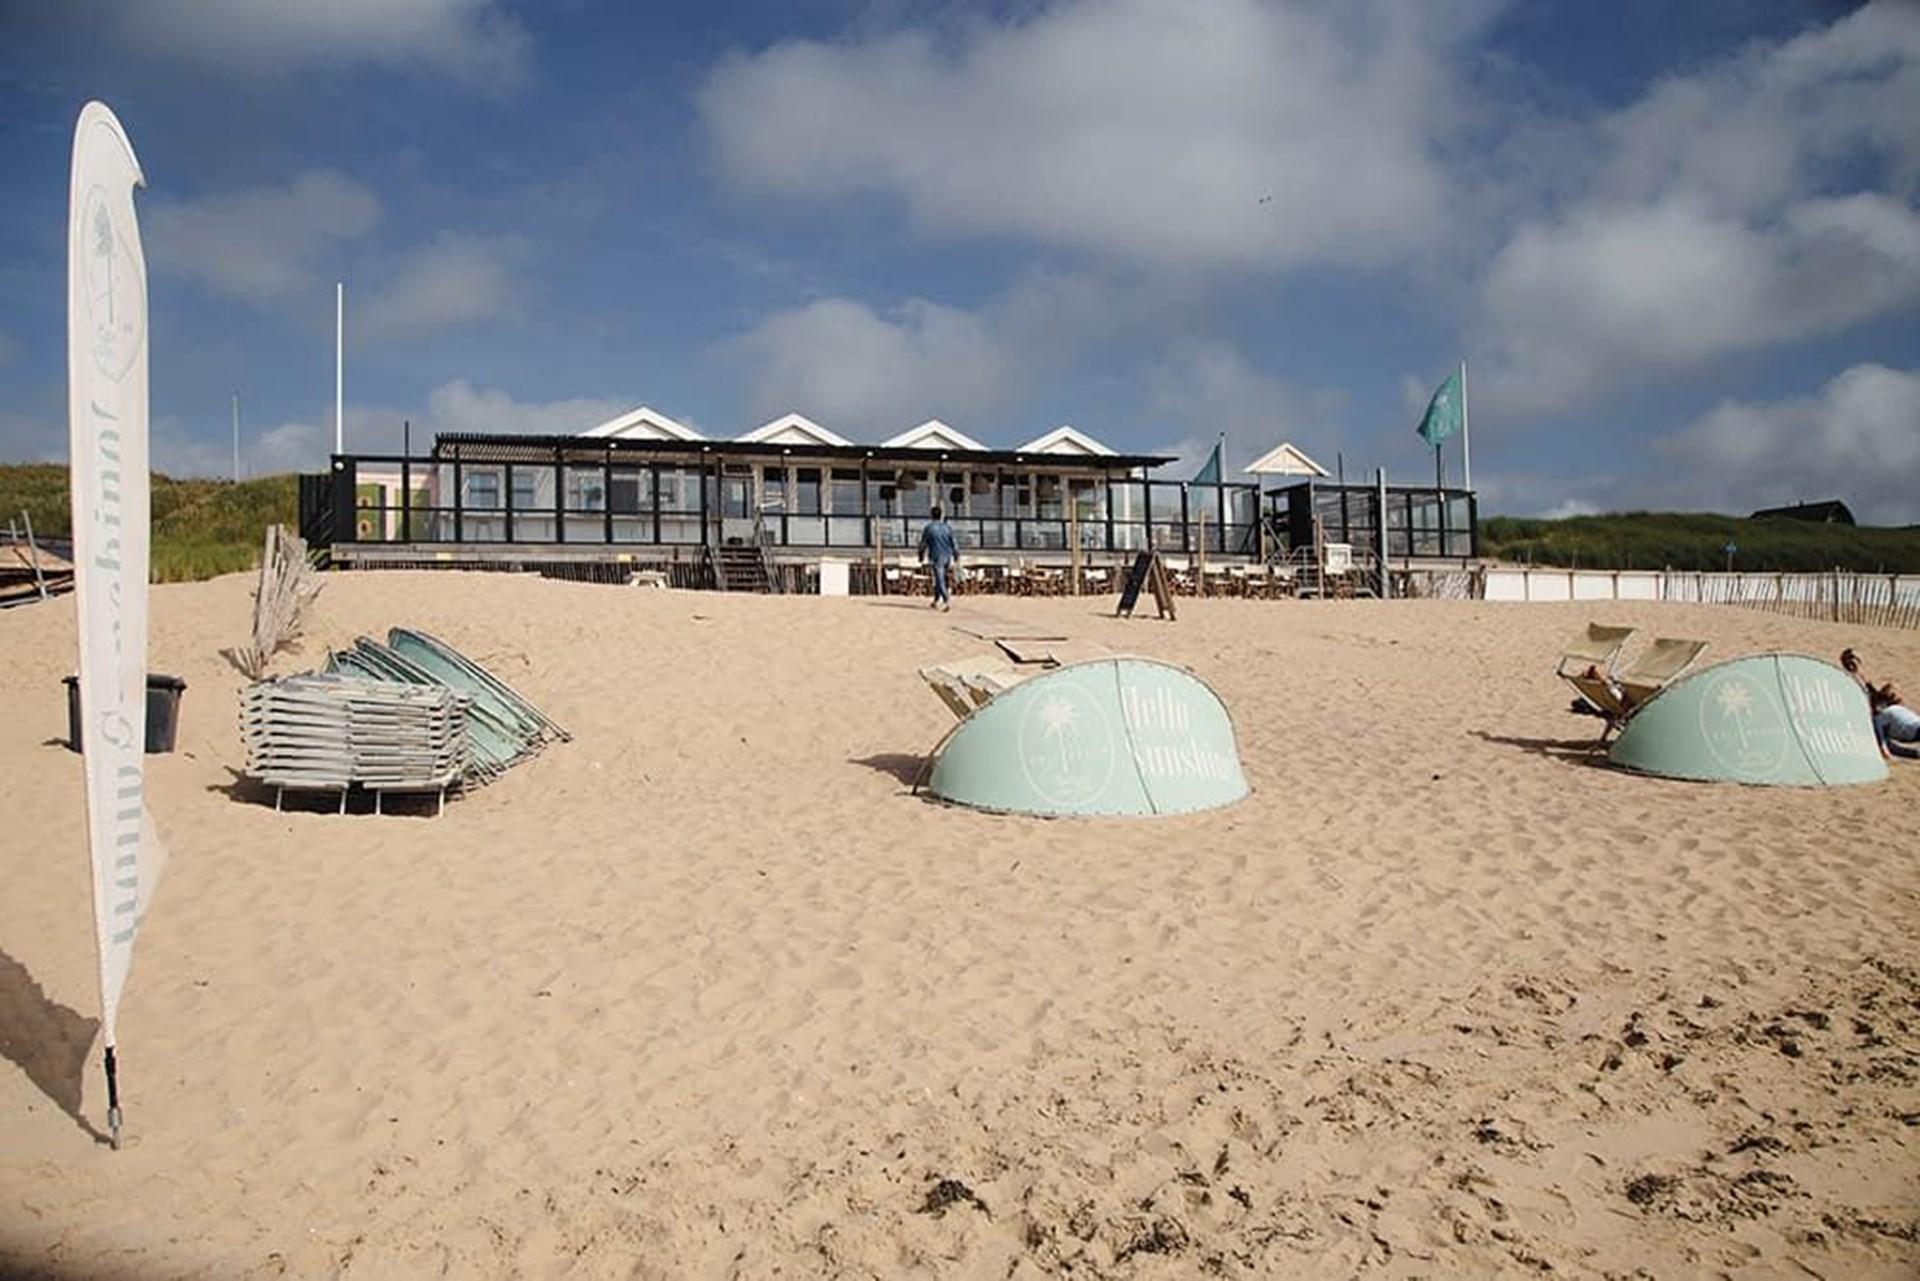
[0,948,109,1144]
[849,752,933,789]
[1472,729,1610,765]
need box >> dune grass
[0,463,299,582]
[1480,511,1920,574]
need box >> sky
[1,0,1917,522]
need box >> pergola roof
[428,432,1174,471]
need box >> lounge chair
[1557,623,1637,716]
[919,661,1034,721]
[1567,634,1709,745]
[1615,637,1708,709]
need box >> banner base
[105,1046,122,1150]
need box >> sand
[2,571,1916,1279]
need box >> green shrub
[0,464,300,583]
[1481,512,1920,573]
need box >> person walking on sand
[919,505,959,612]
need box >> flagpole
[1460,359,1471,493]
[232,393,240,482]
[335,282,344,456]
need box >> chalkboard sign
[1116,550,1175,620]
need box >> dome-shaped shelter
[1608,653,1887,786]
[927,657,1249,817]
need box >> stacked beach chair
[240,675,469,813]
[240,628,567,813]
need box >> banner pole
[104,1045,122,1149]
[1460,359,1472,493]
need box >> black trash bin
[63,674,188,754]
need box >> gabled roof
[1017,425,1115,456]
[1244,441,1329,478]
[881,419,988,452]
[737,412,851,448]
[1750,499,1855,525]
[581,406,703,441]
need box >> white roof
[880,419,988,452]
[581,406,703,441]
[1244,441,1330,478]
[1016,425,1116,457]
[737,412,851,448]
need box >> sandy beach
[2,571,1916,1278]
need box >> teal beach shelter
[1609,654,1887,786]
[927,657,1250,816]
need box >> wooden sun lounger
[918,661,1035,721]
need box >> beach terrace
[305,408,1478,592]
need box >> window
[1036,474,1063,519]
[509,467,539,511]
[830,468,863,514]
[969,472,998,518]
[565,467,605,512]
[897,469,931,517]
[610,467,652,514]
[794,467,822,515]
[466,470,501,510]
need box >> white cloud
[1473,3,1920,416]
[357,234,524,340]
[1652,363,1920,526]
[147,174,526,339]
[1537,497,1600,520]
[148,383,643,479]
[147,170,380,304]
[1145,341,1346,473]
[699,0,1474,271]
[420,380,635,438]
[722,269,1133,437]
[728,297,1011,435]
[114,0,529,85]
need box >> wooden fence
[1478,566,1920,630]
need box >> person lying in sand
[1869,682,1919,760]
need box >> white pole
[334,281,344,456]
[1460,358,1471,493]
[231,393,240,482]
[1376,466,1390,599]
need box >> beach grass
[0,463,299,582]
[1482,511,1920,573]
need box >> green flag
[1191,439,1222,485]
[1416,370,1463,447]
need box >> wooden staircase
[709,543,773,593]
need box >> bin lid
[64,673,187,690]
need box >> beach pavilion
[309,408,1477,589]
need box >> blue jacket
[918,519,959,566]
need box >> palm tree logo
[1018,682,1115,807]
[83,190,141,381]
[1036,694,1079,774]
[1715,679,1755,751]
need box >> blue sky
[2,0,1917,521]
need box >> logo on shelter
[1781,668,1880,764]
[83,189,142,382]
[1018,684,1116,807]
[1696,668,1789,779]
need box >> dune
[2,571,1916,1278]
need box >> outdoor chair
[1556,623,1637,716]
[1564,633,1708,746]
[919,661,1033,721]
[1615,637,1709,709]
